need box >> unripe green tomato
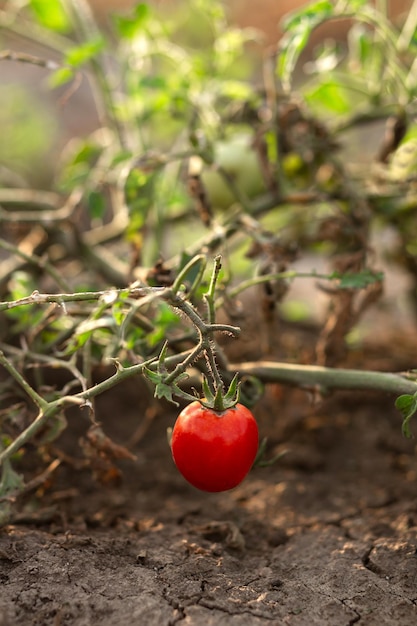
[201,132,266,210]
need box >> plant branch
[204,255,222,324]
[230,360,417,396]
[160,289,239,387]
[0,285,162,312]
[0,237,71,292]
[0,189,82,223]
[0,351,47,410]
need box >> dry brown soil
[2,333,417,626]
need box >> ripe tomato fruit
[171,401,259,492]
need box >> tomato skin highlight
[171,401,259,492]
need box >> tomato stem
[204,255,222,325]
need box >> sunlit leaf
[281,0,334,32]
[304,80,354,115]
[147,302,180,346]
[65,37,105,67]
[345,0,369,9]
[48,67,75,88]
[278,0,334,89]
[278,29,310,91]
[29,0,71,33]
[113,3,150,39]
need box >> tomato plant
[4,0,417,525]
[171,401,259,492]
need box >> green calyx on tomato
[200,372,240,413]
[171,399,259,492]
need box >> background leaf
[29,0,71,33]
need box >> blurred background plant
[2,0,417,522]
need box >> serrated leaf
[154,382,179,406]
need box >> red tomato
[171,401,259,492]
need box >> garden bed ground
[1,330,417,626]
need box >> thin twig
[0,351,47,410]
[0,237,71,292]
[0,286,162,312]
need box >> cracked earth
[2,336,417,626]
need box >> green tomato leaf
[65,37,106,68]
[345,0,369,9]
[87,189,106,220]
[29,0,71,33]
[304,80,354,115]
[112,289,130,326]
[113,3,150,39]
[48,67,75,89]
[0,459,24,497]
[395,393,417,438]
[154,382,178,405]
[143,366,162,385]
[144,369,179,407]
[278,28,310,91]
[278,0,334,89]
[334,269,384,289]
[147,305,180,347]
[281,0,334,32]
